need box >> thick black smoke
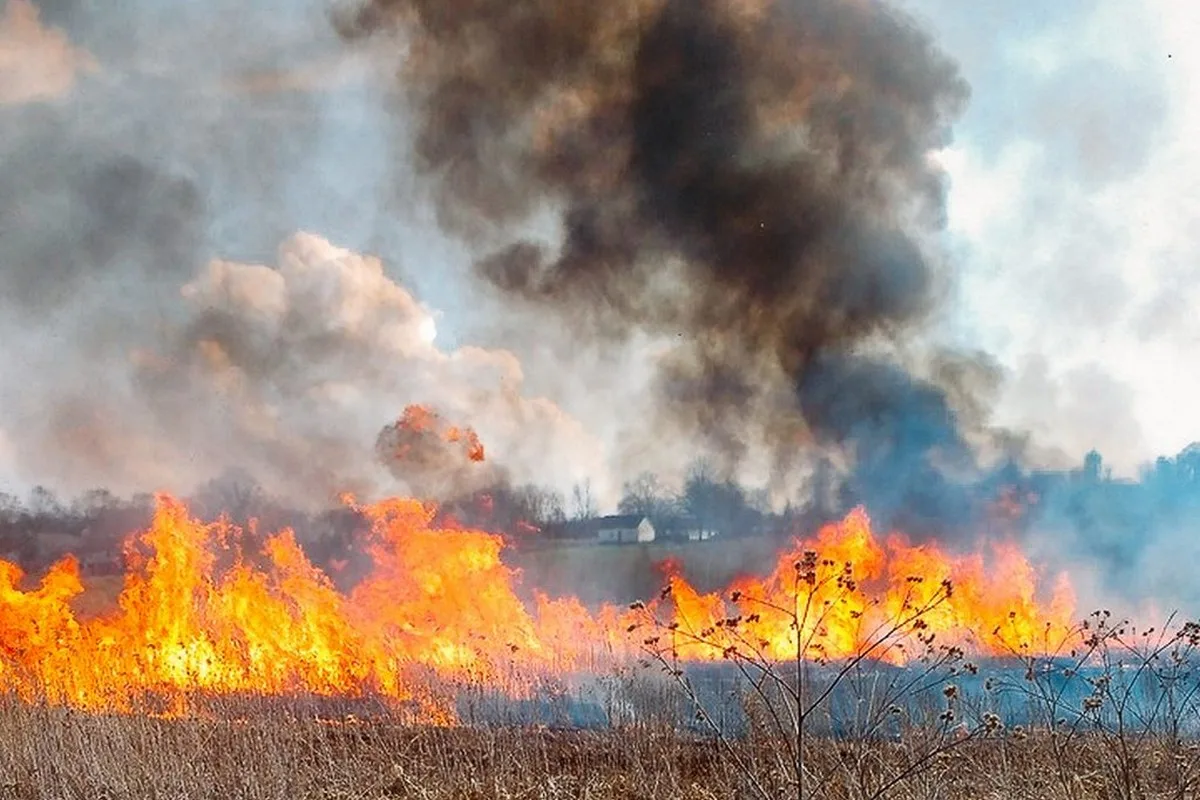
[339,0,977,526]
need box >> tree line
[5,444,1200,579]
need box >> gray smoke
[0,0,605,507]
[336,0,1010,529]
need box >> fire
[0,495,615,720]
[648,509,1076,665]
[378,404,486,465]
[0,498,1075,720]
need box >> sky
[0,0,1197,503]
[902,0,1200,474]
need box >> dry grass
[0,696,1194,800]
[0,698,732,800]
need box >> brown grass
[0,697,1194,800]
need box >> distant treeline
[4,445,1200,588]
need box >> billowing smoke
[2,227,604,506]
[0,0,619,510]
[336,0,989,527]
[0,0,94,105]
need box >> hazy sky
[902,0,1200,473]
[0,0,1196,499]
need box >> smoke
[797,353,975,531]
[0,144,203,317]
[1,229,605,507]
[0,0,1193,626]
[146,233,606,504]
[336,0,1001,522]
[0,0,1174,562]
[0,0,94,105]
[0,0,618,508]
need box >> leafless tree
[618,471,677,518]
[570,479,597,520]
[191,468,269,524]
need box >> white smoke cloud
[910,0,1200,474]
[2,232,608,507]
[0,427,17,492]
[0,0,95,105]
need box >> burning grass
[0,497,1078,720]
[1,494,1193,797]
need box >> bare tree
[681,458,752,535]
[617,471,677,518]
[191,468,269,524]
[570,479,597,520]
[27,485,63,518]
[71,488,118,520]
[0,492,19,526]
[516,484,566,525]
[441,482,568,533]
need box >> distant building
[653,516,718,542]
[540,514,661,545]
[595,515,655,544]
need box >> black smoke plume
[338,0,978,527]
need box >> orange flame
[380,404,486,465]
[651,509,1075,665]
[0,499,1075,719]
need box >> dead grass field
[0,697,1194,800]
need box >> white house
[595,515,655,544]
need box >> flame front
[655,509,1076,665]
[0,499,1075,719]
